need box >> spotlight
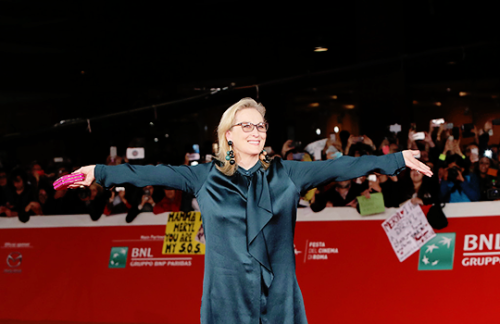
[314,47,328,52]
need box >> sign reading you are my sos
[162,211,205,255]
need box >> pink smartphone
[53,173,85,190]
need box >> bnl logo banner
[418,233,455,270]
[109,247,128,268]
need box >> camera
[412,132,425,141]
[486,188,500,200]
[447,166,460,183]
[77,187,91,200]
[431,118,445,127]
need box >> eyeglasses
[231,122,269,133]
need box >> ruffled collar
[236,160,263,176]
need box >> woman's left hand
[411,197,424,205]
[402,150,433,177]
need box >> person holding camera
[1,168,40,222]
[310,180,364,212]
[125,185,157,223]
[58,98,432,324]
[344,135,376,157]
[440,154,480,203]
[475,156,500,201]
[72,183,106,220]
[104,186,131,216]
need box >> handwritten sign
[356,192,385,216]
[381,201,435,262]
[162,211,205,255]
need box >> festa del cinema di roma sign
[461,233,500,267]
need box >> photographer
[310,180,364,212]
[440,154,480,203]
[72,183,106,220]
[344,135,376,157]
[3,168,39,222]
[125,185,157,223]
[475,156,500,201]
[104,186,132,216]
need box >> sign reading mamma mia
[162,211,205,255]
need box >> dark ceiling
[0,0,498,149]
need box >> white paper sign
[381,201,436,262]
[304,138,327,161]
[389,124,402,133]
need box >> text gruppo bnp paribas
[462,234,500,267]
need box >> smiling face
[410,169,423,183]
[225,108,267,159]
[479,157,490,174]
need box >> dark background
[1,0,498,169]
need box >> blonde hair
[215,98,270,176]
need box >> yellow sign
[162,211,205,255]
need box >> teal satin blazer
[95,153,405,324]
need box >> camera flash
[484,149,493,158]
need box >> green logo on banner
[418,233,455,270]
[109,247,128,268]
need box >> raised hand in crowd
[138,186,155,210]
[281,140,296,158]
[407,129,418,150]
[442,137,463,157]
[362,135,376,151]
[368,174,382,193]
[344,135,359,155]
[451,140,463,157]
[423,132,435,148]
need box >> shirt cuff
[394,152,406,174]
[94,164,106,188]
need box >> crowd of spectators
[295,119,500,213]
[1,118,499,223]
[0,154,197,223]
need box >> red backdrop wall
[1,202,499,324]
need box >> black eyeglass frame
[230,122,269,133]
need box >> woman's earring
[260,149,270,163]
[226,141,235,165]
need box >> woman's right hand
[67,165,96,189]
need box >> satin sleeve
[281,152,406,193]
[94,163,211,196]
